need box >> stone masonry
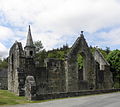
[8,26,113,99]
[0,69,8,89]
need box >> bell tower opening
[30,51,33,56]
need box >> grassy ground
[0,90,54,106]
[0,90,31,105]
[0,90,119,106]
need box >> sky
[0,0,120,58]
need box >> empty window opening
[77,54,83,80]
[30,51,33,56]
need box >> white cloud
[0,26,14,40]
[1,0,120,32]
[0,42,8,58]
[0,26,14,58]
[94,28,120,47]
[0,0,120,58]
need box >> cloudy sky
[0,0,120,58]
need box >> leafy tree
[35,49,47,67]
[34,40,46,66]
[98,48,108,59]
[77,54,83,69]
[47,44,69,60]
[0,58,8,69]
[61,44,69,51]
[105,47,110,54]
[91,47,108,59]
[107,49,120,73]
[34,40,43,53]
[47,50,64,60]
[107,49,120,88]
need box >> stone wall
[35,67,48,94]
[25,57,36,76]
[8,41,25,95]
[35,89,120,100]
[34,58,66,95]
[66,33,96,91]
[45,58,66,93]
[94,49,113,89]
[0,69,8,89]
[8,29,113,99]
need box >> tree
[62,44,69,51]
[34,40,43,53]
[98,48,108,59]
[107,49,120,73]
[34,40,46,66]
[77,54,83,69]
[107,49,120,88]
[35,49,47,67]
[105,47,110,54]
[0,58,8,69]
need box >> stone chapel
[8,26,113,98]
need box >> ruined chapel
[8,26,113,100]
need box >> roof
[25,25,34,47]
[95,49,110,66]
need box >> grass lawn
[0,90,31,106]
[0,89,119,106]
[0,90,54,106]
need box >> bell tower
[24,25,35,58]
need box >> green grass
[0,90,57,106]
[0,90,120,106]
[0,90,31,105]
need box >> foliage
[90,46,108,59]
[107,49,120,73]
[34,40,43,53]
[47,44,69,60]
[77,54,83,69]
[34,43,70,66]
[90,46,96,54]
[47,50,68,60]
[98,48,108,59]
[34,40,46,66]
[47,50,64,59]
[105,47,110,54]
[35,49,47,67]
[0,58,8,69]
[107,49,120,88]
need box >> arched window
[30,51,33,56]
